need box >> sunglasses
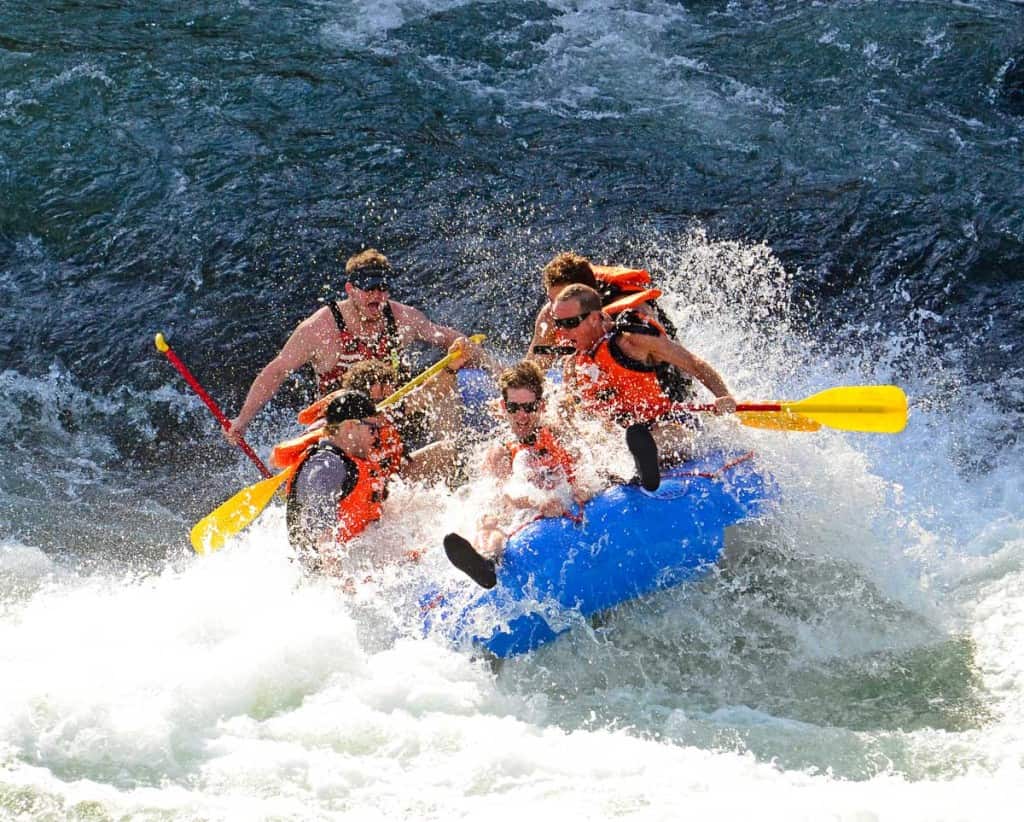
[505,399,540,414]
[350,263,392,293]
[553,311,592,330]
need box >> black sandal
[443,533,498,589]
[625,423,661,491]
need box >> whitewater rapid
[3,235,1024,819]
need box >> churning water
[2,2,1023,819]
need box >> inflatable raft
[423,450,775,657]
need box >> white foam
[4,229,1024,816]
[321,0,470,51]
[0,539,56,601]
[315,0,786,122]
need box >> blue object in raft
[424,450,774,657]
[456,367,500,434]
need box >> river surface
[2,2,1024,819]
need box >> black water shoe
[626,423,661,491]
[443,533,498,589]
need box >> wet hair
[497,360,545,402]
[345,248,389,274]
[542,252,598,291]
[340,360,398,394]
[554,283,603,314]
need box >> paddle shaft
[687,403,784,413]
[155,334,272,478]
[687,401,894,414]
[377,333,486,408]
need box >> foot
[626,423,661,491]
[443,533,498,589]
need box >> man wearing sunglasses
[285,389,457,574]
[443,361,585,589]
[527,253,696,403]
[529,252,662,347]
[285,390,393,572]
[552,283,737,490]
[226,248,482,446]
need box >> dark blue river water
[2,3,1024,818]
[6,0,1020,533]
[3,0,1021,384]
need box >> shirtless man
[226,248,480,444]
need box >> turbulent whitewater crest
[2,0,1023,819]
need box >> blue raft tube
[437,370,776,657]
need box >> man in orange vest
[444,361,585,588]
[527,252,697,405]
[286,390,384,571]
[528,253,665,362]
[551,283,737,491]
[286,389,455,573]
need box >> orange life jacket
[570,317,678,425]
[332,453,387,543]
[285,442,391,544]
[272,428,323,470]
[604,288,664,316]
[369,420,407,475]
[591,268,693,403]
[505,427,576,487]
[593,265,651,294]
[592,265,661,313]
[282,424,404,544]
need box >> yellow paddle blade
[783,385,908,434]
[189,470,289,555]
[298,333,486,424]
[737,411,822,432]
